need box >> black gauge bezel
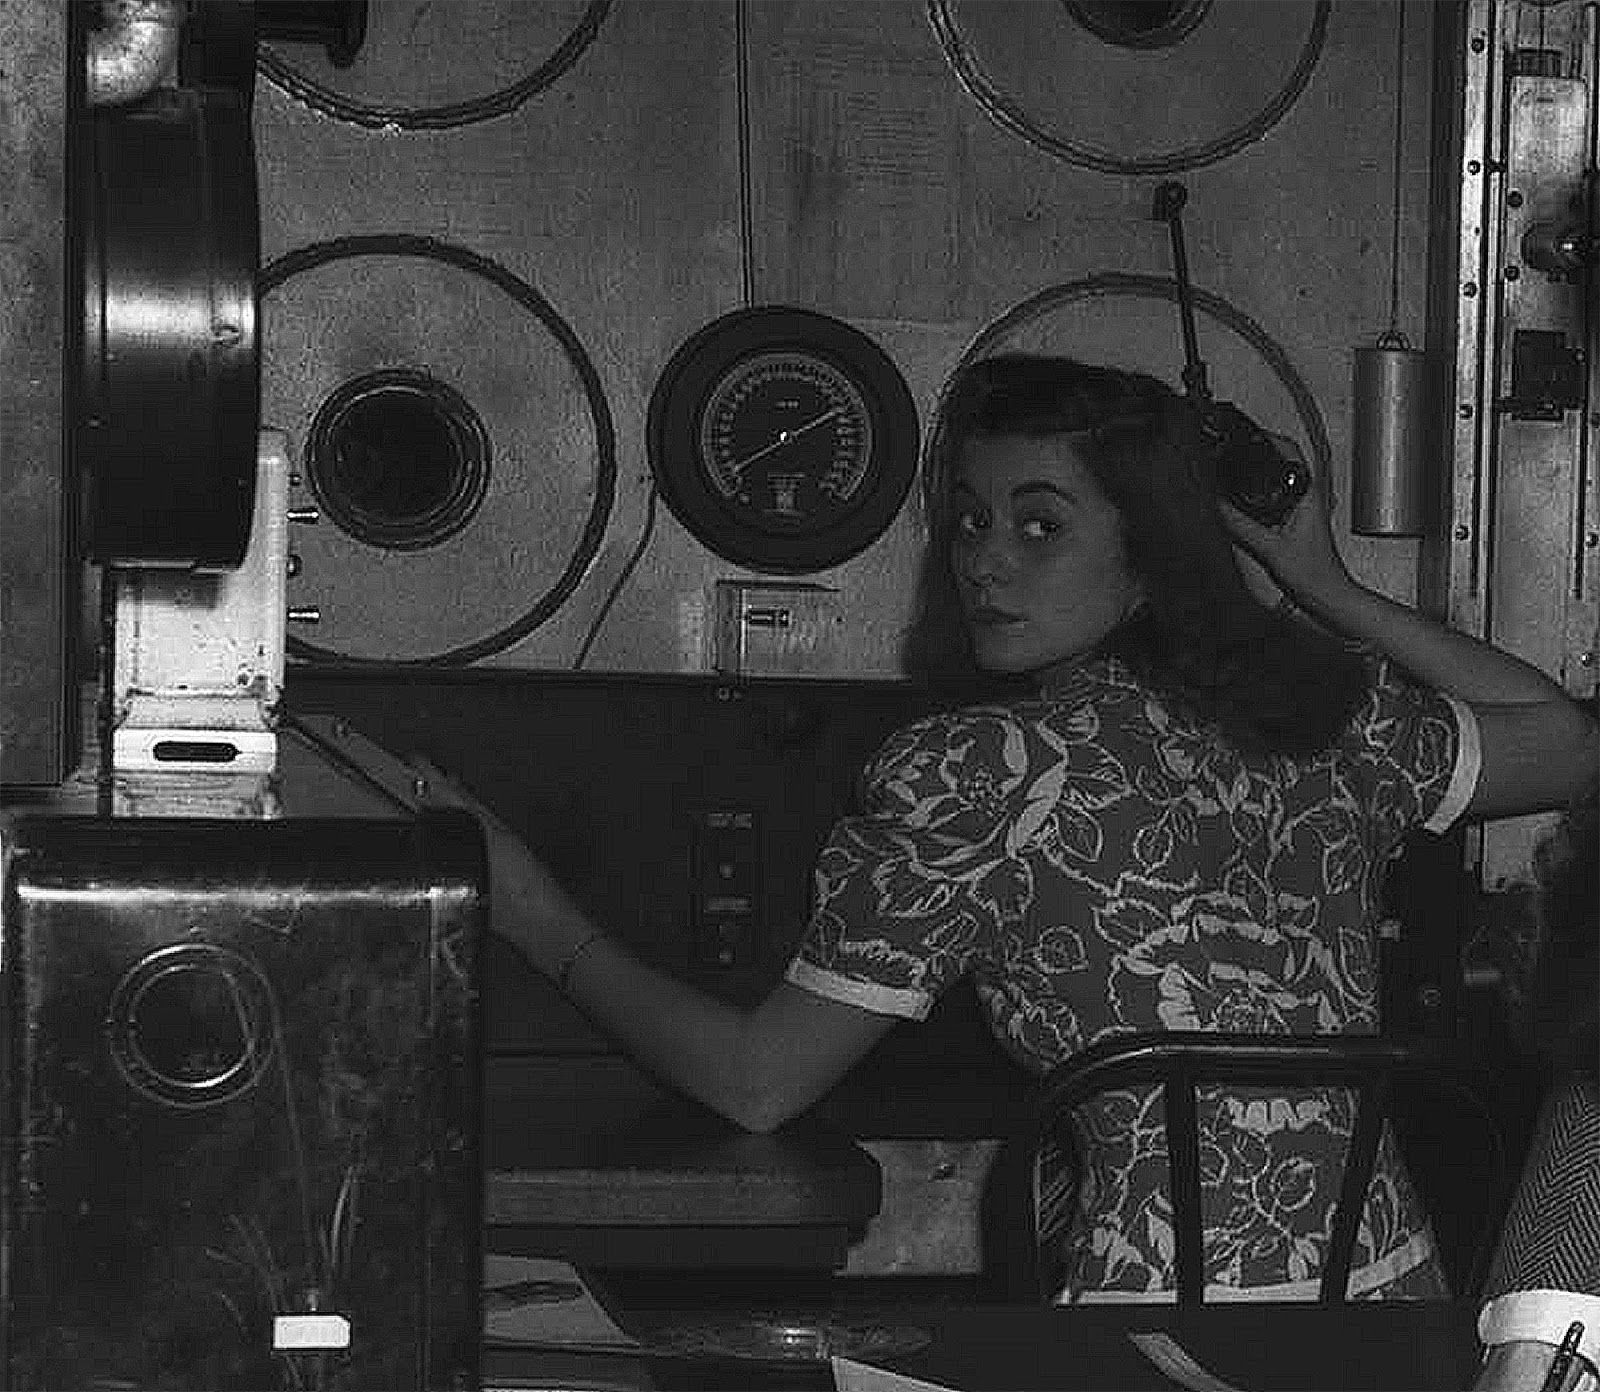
[647,307,919,574]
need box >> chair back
[1037,1031,1475,1305]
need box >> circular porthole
[107,943,276,1111]
[1059,0,1211,49]
[306,368,491,551]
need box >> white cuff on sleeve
[1479,1290,1600,1367]
[784,957,932,1020]
[1424,693,1482,833]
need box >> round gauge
[648,307,919,574]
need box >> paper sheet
[831,1355,962,1392]
[483,1254,640,1349]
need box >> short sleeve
[785,709,1022,1020]
[1343,653,1481,844]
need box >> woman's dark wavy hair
[905,352,1368,758]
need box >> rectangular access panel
[0,810,485,1390]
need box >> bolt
[1468,159,1482,175]
[1455,524,1471,540]
[1459,403,1475,419]
[1463,282,1479,298]
[1505,264,1521,281]
[1471,35,1486,53]
[1587,532,1599,549]
[1507,190,1524,208]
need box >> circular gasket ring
[926,0,1331,175]
[923,271,1331,512]
[256,0,613,131]
[107,942,277,1112]
[261,234,616,666]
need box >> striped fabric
[1484,1073,1600,1299]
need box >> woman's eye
[955,509,985,536]
[1019,516,1060,540]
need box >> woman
[429,354,1598,1302]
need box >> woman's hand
[1217,434,1354,614]
[410,759,594,979]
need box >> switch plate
[690,808,760,970]
[713,581,845,677]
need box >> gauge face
[649,308,919,574]
[697,351,874,534]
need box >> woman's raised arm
[1223,456,1598,820]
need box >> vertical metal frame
[1438,0,1598,889]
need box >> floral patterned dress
[785,651,1481,1301]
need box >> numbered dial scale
[647,307,919,573]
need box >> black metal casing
[0,810,485,1391]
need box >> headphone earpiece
[1187,399,1309,527]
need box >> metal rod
[1152,180,1210,402]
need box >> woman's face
[950,430,1143,677]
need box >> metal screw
[1471,35,1486,53]
[1505,264,1521,281]
[1467,159,1482,175]
[1455,524,1471,540]
[1458,403,1474,419]
[1463,282,1479,298]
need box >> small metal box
[0,809,485,1391]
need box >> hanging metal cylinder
[1352,332,1431,536]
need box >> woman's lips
[967,604,1023,627]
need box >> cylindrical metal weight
[1352,340,1430,537]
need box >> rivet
[1455,524,1471,541]
[1463,282,1479,298]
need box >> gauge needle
[725,406,846,475]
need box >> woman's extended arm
[417,763,895,1133]
[1224,459,1599,819]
